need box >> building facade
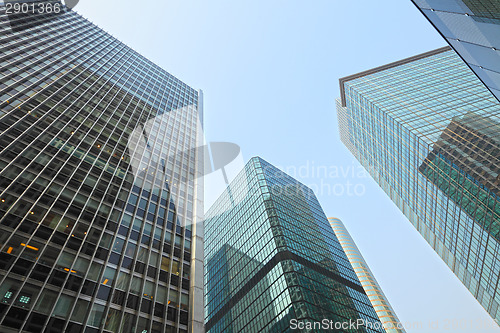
[418,112,500,240]
[328,218,405,333]
[204,157,384,333]
[337,48,500,322]
[0,4,204,333]
[411,0,500,101]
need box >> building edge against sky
[328,218,405,333]
[336,47,500,323]
[410,0,500,102]
[190,89,204,333]
[0,5,204,333]
[203,156,385,332]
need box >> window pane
[71,299,90,323]
[101,267,117,285]
[149,251,158,266]
[56,251,75,269]
[125,242,136,257]
[168,289,178,307]
[115,271,130,291]
[130,276,141,295]
[73,257,90,277]
[112,237,125,253]
[87,304,105,327]
[34,289,58,314]
[181,293,189,310]
[143,280,154,298]
[161,256,170,272]
[99,233,113,247]
[156,285,167,303]
[87,262,103,281]
[53,294,74,318]
[104,308,121,331]
[172,260,179,275]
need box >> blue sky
[76,1,500,332]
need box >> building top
[328,217,406,333]
[338,46,451,107]
[204,158,384,332]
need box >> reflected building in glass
[328,218,405,333]
[204,157,384,333]
[337,47,500,322]
[0,4,204,333]
[411,0,500,101]
[419,112,500,239]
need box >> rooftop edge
[338,46,451,107]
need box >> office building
[0,4,204,333]
[337,47,500,321]
[328,217,405,333]
[204,157,384,332]
[411,0,500,101]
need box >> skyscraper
[328,218,405,333]
[411,0,500,101]
[337,47,500,322]
[0,4,204,333]
[204,157,385,333]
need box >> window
[34,289,58,315]
[130,276,142,295]
[87,304,105,328]
[160,256,170,272]
[101,267,117,286]
[71,299,90,323]
[52,294,74,318]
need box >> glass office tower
[204,157,384,333]
[337,47,500,322]
[328,218,405,333]
[411,0,500,101]
[0,4,204,333]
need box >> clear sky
[76,1,500,332]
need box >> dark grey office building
[204,157,385,333]
[0,4,204,333]
[411,0,500,101]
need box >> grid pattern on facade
[411,0,500,101]
[0,5,203,333]
[204,157,384,333]
[419,112,500,241]
[461,0,500,20]
[337,48,500,322]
